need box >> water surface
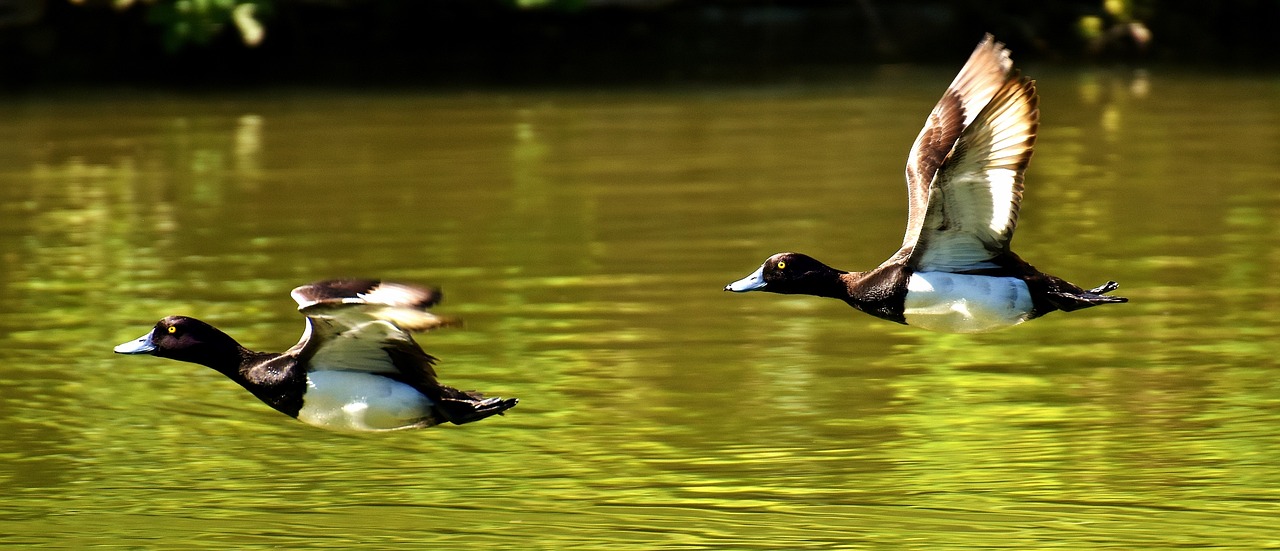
[2,68,1280,549]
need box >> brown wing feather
[897,34,1016,259]
[895,90,965,262]
[909,72,1038,271]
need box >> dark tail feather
[434,387,518,425]
[1050,281,1128,312]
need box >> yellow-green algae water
[2,69,1280,549]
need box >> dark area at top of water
[2,0,1278,90]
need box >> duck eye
[167,326,177,334]
[777,261,787,270]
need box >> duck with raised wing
[724,34,1127,333]
[114,279,517,432]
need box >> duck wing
[287,279,459,389]
[897,34,1039,272]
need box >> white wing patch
[357,283,432,308]
[983,167,1019,234]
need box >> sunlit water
[2,68,1280,549]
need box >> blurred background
[1,0,1278,87]
[4,2,1280,550]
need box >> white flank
[297,371,434,432]
[903,272,1033,333]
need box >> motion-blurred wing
[288,279,459,386]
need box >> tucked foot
[1048,284,1128,312]
[435,389,519,425]
[1088,281,1121,295]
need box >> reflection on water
[2,70,1280,549]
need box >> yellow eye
[167,326,177,334]
[777,261,787,269]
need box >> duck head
[724,252,845,295]
[115,315,244,369]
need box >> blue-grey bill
[724,266,767,292]
[114,333,157,354]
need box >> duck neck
[194,344,256,379]
[806,269,856,300]
[237,351,301,406]
[163,327,254,379]
[841,266,910,324]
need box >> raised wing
[900,35,1039,271]
[292,279,438,313]
[900,35,1015,255]
[292,279,458,332]
[287,280,459,386]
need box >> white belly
[903,272,1033,333]
[297,371,435,432]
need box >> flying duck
[724,34,1127,333]
[114,279,517,431]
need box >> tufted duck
[114,279,517,431]
[725,34,1127,333]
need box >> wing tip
[389,311,463,333]
[974,33,1013,73]
[291,279,445,310]
[292,279,461,333]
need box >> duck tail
[1049,280,1128,312]
[434,387,518,425]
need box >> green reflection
[1,74,1280,549]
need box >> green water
[2,68,1280,549]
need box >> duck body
[724,35,1126,333]
[297,370,436,432]
[902,271,1032,333]
[729,250,1123,333]
[114,279,517,432]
